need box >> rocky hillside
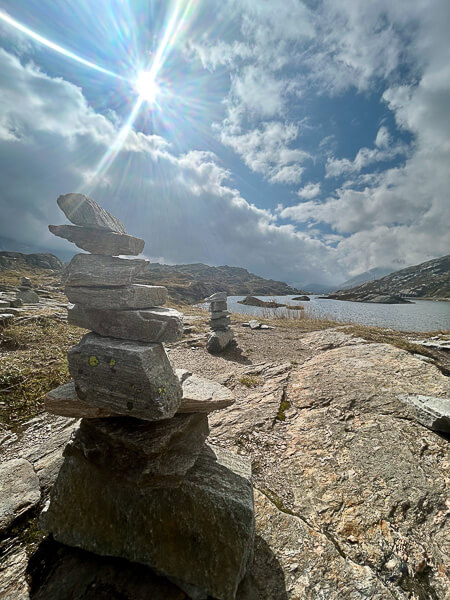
[329,255,450,301]
[138,263,303,303]
[0,252,63,272]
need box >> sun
[135,71,159,103]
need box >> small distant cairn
[41,193,255,600]
[205,291,234,353]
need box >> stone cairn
[41,193,255,600]
[205,291,234,353]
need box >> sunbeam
[0,9,127,81]
[85,96,144,192]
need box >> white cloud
[297,183,321,199]
[220,119,309,184]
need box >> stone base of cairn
[41,194,254,600]
[205,292,234,353]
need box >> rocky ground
[1,281,449,600]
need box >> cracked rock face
[210,338,450,599]
[64,283,168,309]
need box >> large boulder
[68,333,182,421]
[63,254,148,287]
[57,193,127,233]
[68,305,184,343]
[206,329,234,353]
[49,225,144,256]
[65,283,167,309]
[40,444,255,600]
[66,415,209,487]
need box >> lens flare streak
[0,10,127,80]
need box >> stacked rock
[16,275,39,304]
[41,194,255,600]
[205,291,234,353]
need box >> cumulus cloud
[297,183,321,199]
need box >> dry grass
[0,317,81,428]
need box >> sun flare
[135,71,159,103]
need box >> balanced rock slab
[207,329,234,353]
[205,292,227,303]
[210,310,230,320]
[210,316,231,330]
[68,333,182,421]
[63,254,148,287]
[41,444,255,600]
[210,300,227,312]
[57,193,127,233]
[49,225,144,256]
[45,382,119,419]
[65,283,167,309]
[68,305,183,343]
[66,414,209,487]
[176,370,235,413]
[46,377,234,418]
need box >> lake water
[215,295,450,333]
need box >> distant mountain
[338,267,395,290]
[0,235,74,263]
[328,255,450,302]
[303,282,336,294]
[138,263,304,303]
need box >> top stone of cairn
[57,193,127,234]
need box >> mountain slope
[338,267,395,290]
[330,255,450,301]
[138,263,303,303]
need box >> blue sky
[0,0,448,286]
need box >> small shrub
[239,374,261,388]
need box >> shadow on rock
[219,340,252,365]
[237,535,288,600]
[27,537,188,600]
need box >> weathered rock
[65,283,167,309]
[249,320,261,329]
[16,289,39,304]
[45,382,119,418]
[398,394,450,433]
[176,370,235,413]
[237,490,395,600]
[41,444,255,600]
[210,300,227,312]
[68,305,184,343]
[9,298,23,308]
[206,329,234,353]
[49,224,145,256]
[21,277,31,287]
[57,193,127,233]
[66,414,209,487]
[0,299,10,308]
[205,291,227,302]
[0,459,40,533]
[63,254,148,287]
[68,333,182,420]
[210,316,231,329]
